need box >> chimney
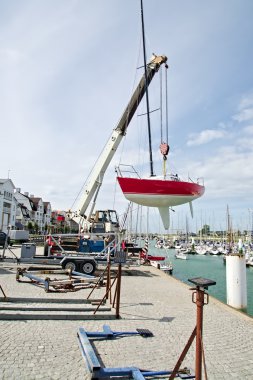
[30,194,34,198]
[24,192,29,197]
[15,188,21,193]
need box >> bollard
[226,254,247,310]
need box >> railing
[45,232,121,257]
[116,164,141,178]
[29,235,46,244]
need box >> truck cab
[89,209,119,233]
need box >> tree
[200,224,210,236]
[27,221,34,233]
[34,222,39,234]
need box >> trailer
[0,242,100,275]
[60,256,97,275]
[0,254,99,275]
[0,232,137,275]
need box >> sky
[1,0,253,234]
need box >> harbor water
[150,243,253,318]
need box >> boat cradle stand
[77,324,195,379]
[16,267,99,292]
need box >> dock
[0,247,253,379]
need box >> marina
[1,1,253,378]
[148,241,253,318]
[1,245,253,379]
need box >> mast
[227,205,233,253]
[140,0,154,176]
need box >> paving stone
[1,254,253,379]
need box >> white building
[30,196,46,232]
[0,179,16,232]
[14,189,33,228]
[14,189,52,233]
[43,202,52,232]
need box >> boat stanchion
[169,277,216,380]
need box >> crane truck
[45,54,168,273]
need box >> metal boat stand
[169,277,216,380]
[77,277,215,379]
[77,324,194,379]
[89,250,127,318]
[16,267,99,292]
[0,284,7,299]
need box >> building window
[4,191,12,201]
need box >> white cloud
[238,93,253,111]
[233,107,253,123]
[236,137,253,151]
[233,93,253,123]
[181,144,253,200]
[243,125,253,135]
[187,129,226,146]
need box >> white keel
[158,207,170,229]
[189,201,193,218]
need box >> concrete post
[226,254,247,309]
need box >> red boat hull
[117,177,205,207]
[140,253,165,261]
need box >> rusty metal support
[200,330,208,380]
[86,266,107,300]
[169,326,196,380]
[195,288,205,379]
[112,271,118,308]
[169,277,215,380]
[190,277,215,380]
[115,264,122,319]
[93,274,118,315]
[106,260,112,302]
[0,284,7,299]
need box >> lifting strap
[160,63,169,177]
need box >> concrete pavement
[0,246,253,379]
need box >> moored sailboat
[175,249,188,260]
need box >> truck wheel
[64,261,77,272]
[82,260,96,275]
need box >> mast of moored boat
[226,205,233,253]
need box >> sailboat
[117,1,205,230]
[117,175,204,229]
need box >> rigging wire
[117,30,153,180]
[113,27,158,214]
[159,64,170,178]
[165,63,169,144]
[117,32,142,167]
[160,68,163,143]
[159,63,170,146]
